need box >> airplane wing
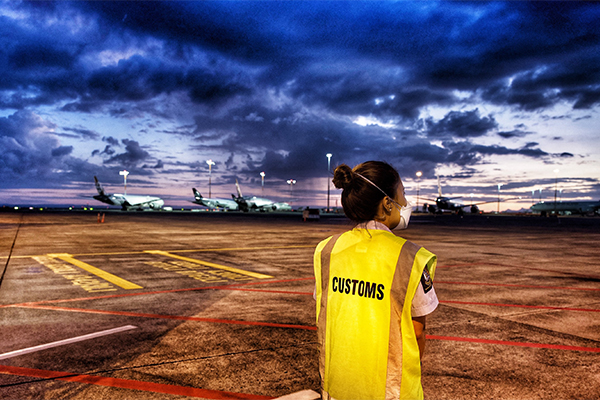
[465,197,522,207]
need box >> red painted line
[437,261,600,281]
[441,300,600,313]
[219,288,313,296]
[428,335,600,353]
[2,277,315,308]
[15,304,318,331]
[11,307,597,354]
[489,262,600,280]
[0,365,273,399]
[435,280,600,291]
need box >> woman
[314,161,438,400]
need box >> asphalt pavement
[0,210,599,399]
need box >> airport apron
[314,229,437,400]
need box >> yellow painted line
[144,250,273,279]
[5,245,316,259]
[5,251,149,259]
[174,245,315,253]
[48,253,143,290]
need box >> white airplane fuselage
[93,176,164,210]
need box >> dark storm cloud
[497,130,530,139]
[3,1,599,117]
[0,110,102,188]
[103,138,151,168]
[102,136,120,147]
[426,109,498,139]
[287,71,458,120]
[61,127,100,140]
[51,145,73,157]
[1,1,599,200]
[189,104,451,180]
[441,141,550,168]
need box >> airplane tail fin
[235,179,243,198]
[192,188,202,200]
[94,176,105,196]
[437,176,442,197]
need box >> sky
[1,1,599,211]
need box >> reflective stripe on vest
[314,229,436,400]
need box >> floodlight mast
[553,169,559,215]
[119,170,129,195]
[206,159,215,198]
[415,171,422,210]
[287,179,296,205]
[497,183,503,214]
[260,171,265,195]
[326,153,332,212]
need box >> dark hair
[332,161,400,223]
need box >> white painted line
[0,325,137,360]
[274,389,321,400]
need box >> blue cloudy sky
[1,1,599,210]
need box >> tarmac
[0,210,599,399]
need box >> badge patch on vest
[421,267,433,293]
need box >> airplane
[93,176,164,210]
[191,188,239,210]
[423,177,498,215]
[231,179,292,212]
[531,200,600,216]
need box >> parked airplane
[424,177,498,215]
[531,200,600,216]
[232,179,292,212]
[192,188,238,210]
[93,176,164,210]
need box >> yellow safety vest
[314,228,436,400]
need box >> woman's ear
[383,196,393,213]
[375,197,390,220]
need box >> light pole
[206,159,215,198]
[497,183,503,214]
[119,170,129,195]
[415,171,422,211]
[260,171,265,196]
[287,179,296,204]
[553,169,559,215]
[326,153,332,213]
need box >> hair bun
[332,164,355,190]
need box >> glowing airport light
[415,171,422,210]
[260,171,266,195]
[553,169,560,213]
[287,179,297,199]
[326,153,332,212]
[206,159,215,198]
[119,170,129,194]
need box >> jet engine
[149,199,165,209]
